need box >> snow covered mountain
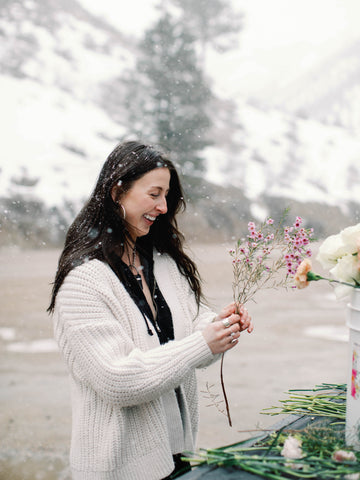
[258,38,360,136]
[0,0,132,206]
[207,101,360,207]
[0,0,359,246]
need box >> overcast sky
[78,0,360,99]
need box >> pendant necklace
[128,244,161,336]
[130,244,143,289]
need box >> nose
[156,195,168,214]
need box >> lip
[143,214,157,224]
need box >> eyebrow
[150,186,170,192]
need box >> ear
[111,185,120,203]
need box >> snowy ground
[0,245,349,479]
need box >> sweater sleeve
[165,258,220,367]
[54,261,214,408]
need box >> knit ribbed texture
[53,253,216,480]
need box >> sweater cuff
[180,331,214,369]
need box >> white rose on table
[281,435,303,459]
[281,435,303,470]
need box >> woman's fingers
[237,304,254,333]
[205,304,254,354]
[218,302,237,320]
[202,320,241,354]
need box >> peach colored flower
[294,259,312,289]
[332,449,356,462]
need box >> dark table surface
[179,413,332,479]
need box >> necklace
[129,244,143,289]
[126,244,160,334]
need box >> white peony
[317,223,360,269]
[316,223,360,300]
[316,233,350,269]
[341,223,360,251]
[330,253,360,282]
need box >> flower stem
[220,353,232,427]
[307,271,357,288]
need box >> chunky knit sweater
[53,252,216,480]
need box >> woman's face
[121,167,170,239]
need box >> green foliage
[184,384,360,479]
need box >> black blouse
[110,250,174,345]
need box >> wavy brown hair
[47,141,202,313]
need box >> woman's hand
[202,302,253,355]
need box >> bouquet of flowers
[220,213,314,426]
[295,223,360,299]
[230,215,314,306]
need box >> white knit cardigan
[53,251,217,480]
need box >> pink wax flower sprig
[221,214,314,427]
[229,215,314,306]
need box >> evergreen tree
[168,0,243,63]
[122,12,213,175]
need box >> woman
[48,141,253,480]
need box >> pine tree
[122,12,213,175]
[168,0,243,64]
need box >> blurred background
[1,0,360,246]
[1,0,360,478]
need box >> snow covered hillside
[207,102,360,208]
[0,0,359,246]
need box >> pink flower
[332,450,356,462]
[294,216,303,228]
[266,218,274,225]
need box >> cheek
[141,198,156,211]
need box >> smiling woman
[113,167,170,238]
[47,140,253,480]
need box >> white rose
[340,223,360,252]
[330,254,359,284]
[316,233,348,269]
[329,254,360,300]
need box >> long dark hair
[47,141,202,313]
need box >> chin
[137,227,151,237]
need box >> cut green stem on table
[184,384,359,480]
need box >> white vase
[346,288,360,450]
